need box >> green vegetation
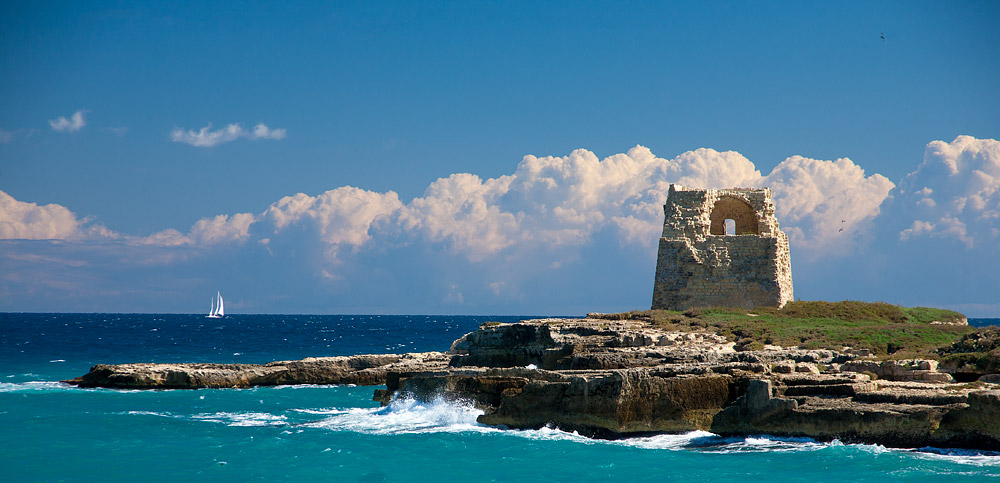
[592,301,972,359]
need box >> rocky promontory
[66,316,1000,450]
[64,352,450,389]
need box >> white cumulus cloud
[759,155,895,254]
[397,173,519,261]
[3,143,900,268]
[139,213,255,247]
[48,110,87,132]
[894,135,1000,248]
[171,122,286,147]
[382,145,891,260]
[133,186,400,256]
[251,123,286,140]
[0,190,81,239]
[0,190,116,240]
[261,187,403,259]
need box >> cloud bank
[171,122,287,147]
[3,136,996,314]
[0,144,899,256]
[48,110,87,132]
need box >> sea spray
[304,394,490,435]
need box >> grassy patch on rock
[592,301,973,358]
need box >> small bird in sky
[839,228,844,232]
[881,32,885,41]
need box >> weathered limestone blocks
[771,362,821,374]
[449,319,737,370]
[840,359,954,383]
[710,376,1000,449]
[652,185,793,310]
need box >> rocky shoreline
[65,317,1000,450]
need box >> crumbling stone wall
[652,185,793,310]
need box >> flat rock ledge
[65,318,1000,450]
[63,352,451,389]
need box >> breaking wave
[106,391,1000,467]
[298,396,1000,466]
[302,395,492,435]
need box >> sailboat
[206,291,225,318]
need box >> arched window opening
[710,196,759,235]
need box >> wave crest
[304,394,490,435]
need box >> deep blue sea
[3,314,999,482]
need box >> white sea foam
[0,380,166,394]
[106,392,998,465]
[913,447,1000,467]
[121,409,287,428]
[292,395,886,458]
[271,384,345,390]
[295,395,833,451]
[0,381,70,392]
[124,410,174,418]
[505,426,827,453]
[302,395,493,435]
[507,425,598,444]
[290,407,356,416]
[715,435,827,453]
[192,411,289,427]
[605,430,723,450]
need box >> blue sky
[1,1,998,315]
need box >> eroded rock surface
[65,317,1000,449]
[64,352,450,389]
[410,318,1000,448]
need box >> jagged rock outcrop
[65,317,1000,449]
[407,319,1000,448]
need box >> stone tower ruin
[651,185,793,310]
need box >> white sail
[207,292,223,318]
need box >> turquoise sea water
[3,314,999,482]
